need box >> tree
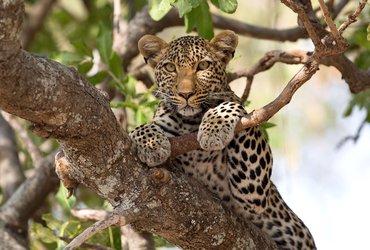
[0,0,369,249]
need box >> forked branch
[169,58,319,158]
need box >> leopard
[129,30,316,250]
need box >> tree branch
[65,212,130,250]
[71,208,156,250]
[0,2,278,249]
[338,0,368,34]
[170,58,319,158]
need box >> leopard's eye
[164,63,176,72]
[197,61,210,71]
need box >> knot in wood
[149,168,171,184]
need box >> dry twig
[337,119,368,148]
[228,50,311,103]
[338,0,368,33]
[71,208,108,222]
[65,212,130,250]
[61,236,115,250]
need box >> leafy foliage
[148,0,237,39]
[344,8,370,127]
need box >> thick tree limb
[321,54,370,93]
[0,49,278,249]
[0,2,278,249]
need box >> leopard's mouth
[177,105,202,117]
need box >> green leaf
[354,50,370,70]
[258,122,276,141]
[32,223,59,244]
[210,0,238,13]
[149,0,175,21]
[184,1,214,39]
[108,52,124,81]
[110,101,138,111]
[59,220,81,237]
[42,214,63,231]
[53,52,84,65]
[71,40,93,57]
[96,24,113,64]
[88,71,109,85]
[124,76,137,97]
[56,182,76,211]
[77,61,93,74]
[343,89,370,117]
[135,109,147,125]
[174,0,200,17]
[259,122,276,129]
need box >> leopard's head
[138,30,239,117]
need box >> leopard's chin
[177,106,202,117]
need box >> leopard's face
[138,31,239,117]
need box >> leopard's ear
[138,35,169,68]
[209,30,238,64]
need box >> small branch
[281,0,323,48]
[337,118,368,148]
[318,0,342,41]
[321,54,370,93]
[228,50,311,83]
[228,50,311,104]
[170,58,320,158]
[71,208,155,250]
[71,208,108,222]
[240,76,253,104]
[61,236,115,250]
[65,212,130,250]
[338,0,368,34]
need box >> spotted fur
[130,31,316,249]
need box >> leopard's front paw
[130,124,171,167]
[197,123,234,151]
[197,102,244,151]
[136,139,171,167]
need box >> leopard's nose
[178,91,194,100]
